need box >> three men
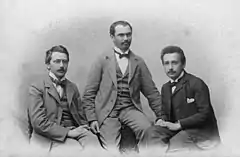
[27,22,221,154]
[82,21,166,152]
[141,46,220,152]
[28,45,100,154]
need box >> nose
[60,61,64,67]
[123,35,128,40]
[168,63,173,70]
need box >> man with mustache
[27,45,101,155]
[141,46,221,153]
[82,21,166,153]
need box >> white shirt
[49,71,66,98]
[170,71,184,93]
[114,47,129,74]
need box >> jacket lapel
[44,76,61,105]
[128,50,138,84]
[65,80,75,107]
[172,72,188,97]
[107,50,117,87]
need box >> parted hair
[45,45,69,64]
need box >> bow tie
[115,51,129,59]
[169,81,178,87]
[50,77,66,87]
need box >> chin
[168,75,176,80]
[56,74,65,79]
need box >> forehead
[51,51,68,60]
[114,25,131,35]
[163,53,181,62]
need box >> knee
[144,126,158,135]
[143,126,170,140]
[140,120,152,131]
[80,131,99,146]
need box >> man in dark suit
[141,46,221,153]
[82,21,166,153]
[28,45,101,155]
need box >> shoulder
[161,81,169,90]
[130,52,149,70]
[131,52,145,63]
[185,73,209,89]
[96,49,114,61]
[66,79,79,92]
[29,75,47,89]
[28,74,48,95]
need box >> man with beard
[141,46,221,153]
[82,21,166,153]
[27,45,101,155]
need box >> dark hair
[160,45,186,65]
[45,45,69,64]
[109,20,132,36]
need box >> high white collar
[49,71,65,81]
[113,46,129,55]
[170,71,184,83]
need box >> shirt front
[170,71,184,93]
[114,47,129,74]
[49,71,66,98]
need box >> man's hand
[165,121,182,131]
[155,119,167,127]
[90,120,100,134]
[67,125,89,138]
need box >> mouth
[57,70,65,73]
[168,72,176,75]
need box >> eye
[53,60,61,64]
[118,34,124,37]
[164,61,169,65]
[126,33,132,37]
[62,60,69,64]
[53,59,68,64]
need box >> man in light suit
[28,45,101,154]
[82,21,166,153]
[141,46,221,153]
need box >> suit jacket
[28,74,87,151]
[161,71,220,143]
[82,49,166,126]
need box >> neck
[49,71,65,81]
[170,70,185,82]
[114,46,129,54]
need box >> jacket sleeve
[28,83,70,142]
[82,57,103,122]
[139,60,167,120]
[179,79,212,129]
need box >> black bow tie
[169,81,178,87]
[50,77,66,87]
[115,51,129,59]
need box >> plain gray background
[1,0,240,155]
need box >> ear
[183,63,186,69]
[46,64,50,70]
[110,34,114,40]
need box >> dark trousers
[140,125,219,153]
